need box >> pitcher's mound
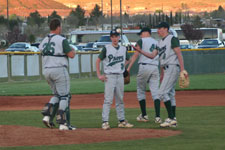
[0,125,181,147]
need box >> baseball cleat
[59,124,69,130]
[68,125,76,130]
[155,117,162,123]
[136,114,149,122]
[170,117,177,127]
[42,116,55,128]
[160,118,177,128]
[118,121,134,128]
[102,122,110,130]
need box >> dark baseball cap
[110,29,120,36]
[139,27,151,35]
[156,22,170,29]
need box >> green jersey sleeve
[98,47,107,60]
[63,39,72,54]
[136,39,143,49]
[171,37,180,49]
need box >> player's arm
[127,51,139,72]
[63,39,76,58]
[96,47,107,82]
[127,39,142,72]
[172,37,185,72]
[174,47,184,71]
[132,44,158,59]
[160,67,164,83]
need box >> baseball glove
[179,70,190,88]
[123,69,130,84]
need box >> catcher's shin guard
[56,110,67,124]
[49,103,59,122]
[66,94,71,125]
[41,103,53,116]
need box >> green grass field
[0,73,225,150]
[0,73,224,96]
[0,107,225,150]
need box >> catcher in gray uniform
[127,27,161,123]
[39,18,76,130]
[132,22,186,127]
[96,29,134,130]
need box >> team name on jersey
[158,45,166,58]
[107,54,124,66]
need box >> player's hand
[180,69,188,79]
[132,45,141,53]
[98,75,107,82]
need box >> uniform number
[42,42,55,56]
[121,63,124,70]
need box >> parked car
[180,44,195,49]
[5,42,31,52]
[69,44,79,51]
[83,42,99,51]
[93,35,131,51]
[29,46,40,52]
[31,43,40,48]
[198,39,225,48]
[75,44,86,51]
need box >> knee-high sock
[139,99,146,116]
[154,99,160,117]
[172,106,176,118]
[164,101,174,119]
[66,107,70,125]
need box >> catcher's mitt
[179,70,190,88]
[123,69,130,84]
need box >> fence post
[78,54,82,78]
[24,54,27,81]
[7,54,12,82]
[39,54,43,80]
[90,53,93,77]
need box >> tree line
[0,4,225,46]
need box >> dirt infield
[0,90,224,111]
[0,125,181,147]
[0,90,224,147]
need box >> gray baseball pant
[102,74,125,122]
[137,64,160,101]
[159,65,180,104]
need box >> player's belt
[44,66,67,69]
[163,64,180,70]
[139,63,151,65]
[106,73,122,75]
[139,63,157,66]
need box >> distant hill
[0,0,69,9]
[0,0,70,17]
[0,0,225,17]
[55,0,225,14]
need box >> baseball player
[127,27,161,123]
[132,22,186,127]
[96,29,134,130]
[39,18,76,130]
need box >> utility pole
[111,0,113,30]
[101,0,104,30]
[120,0,123,45]
[7,0,9,28]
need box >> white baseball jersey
[137,37,159,66]
[102,44,127,74]
[39,34,71,68]
[158,34,179,66]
